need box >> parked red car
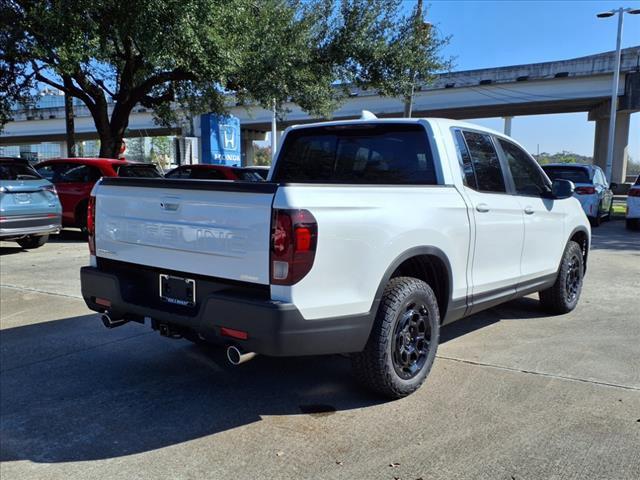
[35,158,162,229]
[164,164,263,181]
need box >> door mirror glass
[551,179,574,199]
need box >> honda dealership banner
[200,114,241,165]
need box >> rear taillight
[87,195,96,255]
[42,184,57,195]
[628,188,640,197]
[270,209,317,285]
[575,186,596,195]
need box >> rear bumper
[80,265,373,357]
[0,214,61,239]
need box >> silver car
[0,157,62,249]
[541,163,614,227]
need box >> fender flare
[368,246,459,324]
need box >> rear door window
[0,162,42,180]
[116,164,162,178]
[59,164,102,182]
[273,124,437,184]
[461,131,506,193]
[165,167,191,179]
[191,168,227,180]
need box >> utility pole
[63,77,76,157]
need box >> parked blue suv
[0,157,62,249]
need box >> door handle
[476,203,490,213]
[524,206,534,215]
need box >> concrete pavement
[1,223,639,480]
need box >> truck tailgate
[94,178,277,284]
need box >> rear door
[497,138,566,284]
[453,129,524,307]
[94,179,277,284]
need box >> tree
[253,146,273,166]
[1,0,450,157]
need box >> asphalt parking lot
[1,221,639,480]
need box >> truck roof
[287,117,507,139]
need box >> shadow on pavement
[590,220,639,252]
[49,229,87,243]
[0,245,25,256]
[0,293,551,464]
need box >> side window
[452,129,478,189]
[192,169,226,180]
[166,167,191,179]
[462,131,506,193]
[36,164,55,181]
[498,139,549,196]
[60,165,91,182]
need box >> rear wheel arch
[373,247,453,324]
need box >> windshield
[542,166,591,184]
[0,162,42,180]
[116,164,162,178]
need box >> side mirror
[610,182,618,190]
[551,179,575,199]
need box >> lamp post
[596,7,640,182]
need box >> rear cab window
[0,161,42,180]
[116,164,163,178]
[273,123,437,185]
[542,166,591,184]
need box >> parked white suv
[81,116,590,398]
[627,175,640,230]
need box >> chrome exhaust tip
[101,313,128,329]
[226,345,257,366]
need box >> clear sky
[417,0,640,160]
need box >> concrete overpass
[2,47,639,181]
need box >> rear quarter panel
[271,185,470,320]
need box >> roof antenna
[360,110,377,120]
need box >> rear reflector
[220,327,249,340]
[87,195,96,255]
[95,297,111,307]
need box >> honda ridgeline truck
[81,116,590,398]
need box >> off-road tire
[351,277,440,399]
[539,240,584,314]
[17,234,49,249]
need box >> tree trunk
[64,92,76,157]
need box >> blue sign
[200,114,241,165]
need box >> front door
[497,138,566,285]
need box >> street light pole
[597,7,640,183]
[271,99,277,161]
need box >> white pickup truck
[81,116,590,398]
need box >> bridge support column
[241,130,268,166]
[589,103,630,184]
[503,116,512,136]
